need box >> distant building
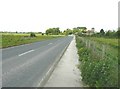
[83,28,95,35]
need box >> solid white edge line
[18,50,34,56]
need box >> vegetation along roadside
[76,35,118,87]
[1,33,63,48]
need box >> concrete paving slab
[44,36,84,87]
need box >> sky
[0,0,119,32]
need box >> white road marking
[48,43,53,45]
[18,50,34,56]
[37,55,59,87]
[37,64,54,87]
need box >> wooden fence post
[102,44,105,59]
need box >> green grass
[1,33,64,48]
[88,37,118,48]
[76,36,118,87]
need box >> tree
[73,27,80,34]
[105,30,111,37]
[42,33,44,35]
[92,27,95,30]
[105,30,117,38]
[63,29,73,35]
[100,29,105,36]
[46,27,60,35]
[77,27,87,30]
[30,32,36,37]
[116,29,120,38]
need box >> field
[76,36,118,87]
[1,33,63,48]
[88,37,118,48]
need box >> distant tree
[46,28,51,35]
[111,30,117,37]
[105,30,111,37]
[116,29,120,38]
[59,31,63,35]
[46,27,60,35]
[77,27,87,30]
[100,29,105,36]
[63,29,73,35]
[81,27,87,33]
[73,27,80,34]
[42,33,44,35]
[30,32,36,37]
[38,32,42,34]
[53,27,60,35]
[92,27,95,30]
[105,30,118,38]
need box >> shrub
[30,32,36,37]
[75,35,118,87]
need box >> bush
[30,32,36,37]
[42,33,44,35]
[75,36,118,87]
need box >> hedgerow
[76,36,118,88]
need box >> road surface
[2,36,73,87]
[45,36,83,87]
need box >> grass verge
[76,35,118,87]
[1,34,64,48]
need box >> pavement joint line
[18,50,35,56]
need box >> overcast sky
[0,0,119,32]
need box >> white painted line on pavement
[48,43,53,45]
[18,50,34,56]
[37,63,54,87]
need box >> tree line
[20,27,119,38]
[62,27,120,38]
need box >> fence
[79,37,118,60]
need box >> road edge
[37,36,73,87]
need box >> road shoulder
[44,36,84,87]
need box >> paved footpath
[44,36,84,87]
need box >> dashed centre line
[18,50,34,56]
[48,43,53,45]
[16,42,53,57]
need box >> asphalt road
[2,36,73,87]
